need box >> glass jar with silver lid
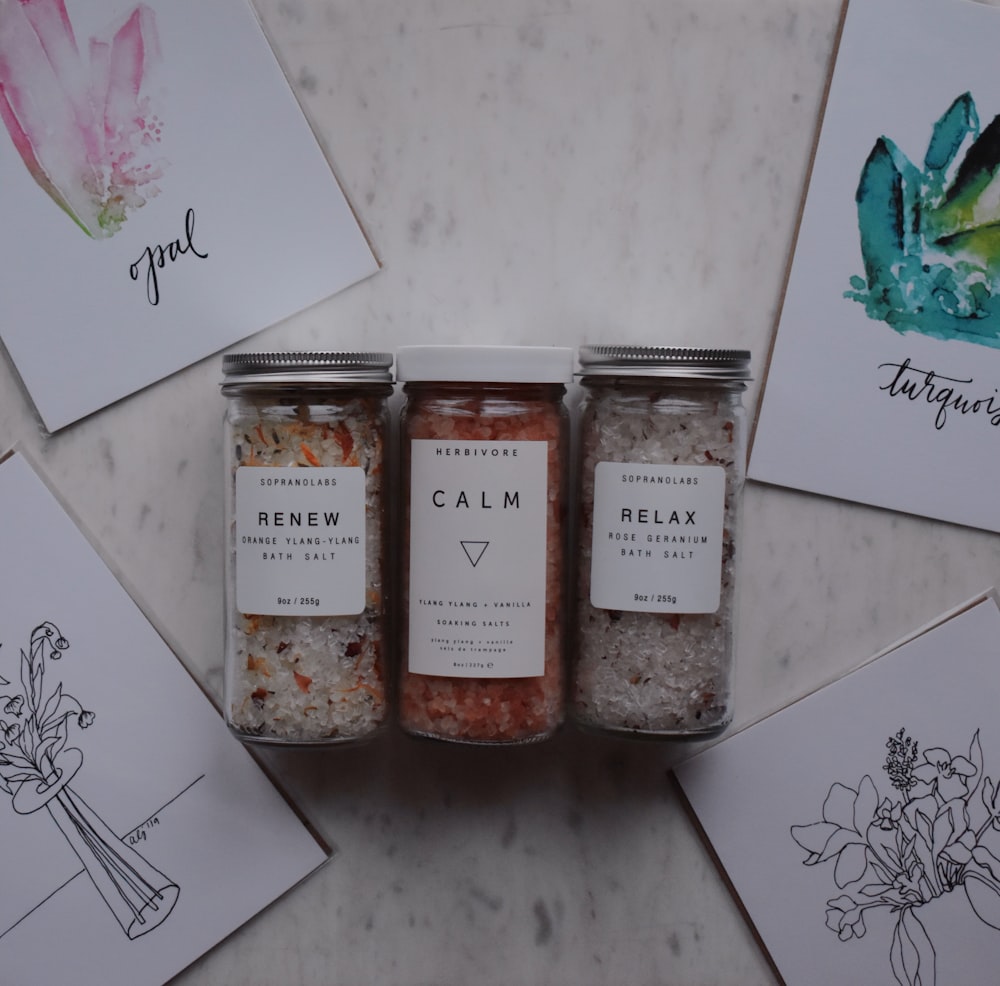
[221,351,393,745]
[571,345,751,739]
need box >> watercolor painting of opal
[0,0,166,238]
[846,93,1000,347]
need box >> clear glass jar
[221,351,393,745]
[396,345,573,745]
[571,346,751,739]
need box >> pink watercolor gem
[0,0,166,238]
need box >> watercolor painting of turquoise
[750,0,1000,532]
[846,93,1000,348]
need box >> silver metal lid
[221,351,393,387]
[578,345,751,381]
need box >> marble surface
[5,0,1000,983]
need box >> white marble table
[6,1,1000,982]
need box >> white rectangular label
[235,465,366,616]
[408,439,548,678]
[589,461,725,613]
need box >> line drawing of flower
[846,92,1000,347]
[0,621,179,939]
[791,727,1000,986]
[0,0,167,238]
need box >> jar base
[399,723,561,747]
[571,716,731,742]
[228,723,386,748]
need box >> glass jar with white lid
[396,344,573,745]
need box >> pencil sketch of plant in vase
[846,92,1000,348]
[0,622,179,939]
[0,0,167,238]
[791,728,1000,986]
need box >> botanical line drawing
[0,622,179,939]
[791,728,1000,986]
[846,92,1000,347]
[0,0,167,237]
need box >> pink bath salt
[396,346,572,745]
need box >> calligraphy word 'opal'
[130,207,208,305]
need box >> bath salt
[221,352,393,745]
[396,345,573,744]
[571,346,751,738]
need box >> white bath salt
[571,347,750,738]
[222,353,393,745]
[231,611,385,742]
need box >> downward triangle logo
[461,541,489,568]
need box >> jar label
[234,465,366,616]
[590,462,725,613]
[408,439,548,678]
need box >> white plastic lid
[396,345,574,384]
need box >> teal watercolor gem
[846,93,1000,346]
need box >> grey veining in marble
[5,1,1000,983]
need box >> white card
[676,593,1000,986]
[0,451,330,986]
[0,0,378,431]
[750,0,1000,532]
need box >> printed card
[0,451,331,986]
[0,0,378,431]
[750,0,1000,532]
[676,592,1000,986]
